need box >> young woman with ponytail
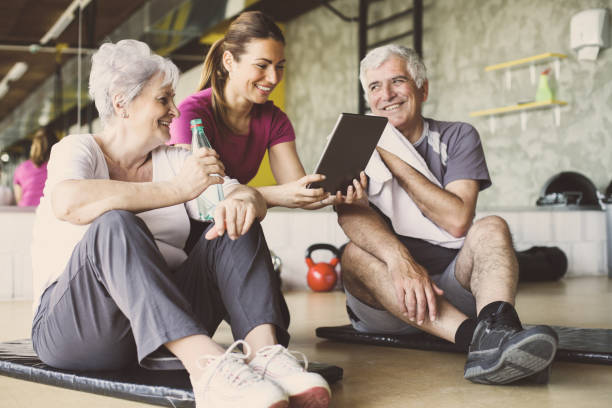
[13,127,58,206]
[169,11,364,209]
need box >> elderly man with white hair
[336,44,559,385]
[30,39,330,408]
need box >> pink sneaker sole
[289,386,331,408]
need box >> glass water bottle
[190,118,224,221]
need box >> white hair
[359,44,427,93]
[89,39,179,125]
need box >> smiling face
[365,55,428,140]
[123,72,179,145]
[223,38,285,105]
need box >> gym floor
[1,276,611,408]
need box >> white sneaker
[250,345,331,408]
[191,340,289,408]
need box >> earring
[121,111,129,118]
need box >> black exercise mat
[0,339,343,407]
[316,325,612,365]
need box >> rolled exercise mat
[0,339,343,408]
[316,325,612,365]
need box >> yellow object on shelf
[469,100,567,117]
[485,53,567,72]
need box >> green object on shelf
[535,68,555,102]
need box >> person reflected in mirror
[13,127,58,207]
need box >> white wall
[1,207,606,300]
[0,209,35,300]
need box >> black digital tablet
[309,113,388,193]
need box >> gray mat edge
[0,360,192,407]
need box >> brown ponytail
[198,38,231,134]
[197,11,285,134]
[30,128,57,167]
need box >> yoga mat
[0,339,343,407]
[316,324,612,365]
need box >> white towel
[365,122,465,249]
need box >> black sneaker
[464,304,558,385]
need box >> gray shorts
[345,256,476,334]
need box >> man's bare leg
[342,215,557,385]
[449,216,557,384]
[453,216,518,314]
[342,242,468,343]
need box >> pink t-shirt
[169,88,295,184]
[13,160,48,206]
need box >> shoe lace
[197,340,260,390]
[256,344,309,375]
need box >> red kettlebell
[305,243,340,292]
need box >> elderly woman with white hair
[30,39,330,408]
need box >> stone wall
[285,0,612,209]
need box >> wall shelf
[469,100,567,116]
[486,52,567,89]
[485,53,567,72]
[469,100,567,132]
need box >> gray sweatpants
[31,210,289,371]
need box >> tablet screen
[310,113,387,194]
